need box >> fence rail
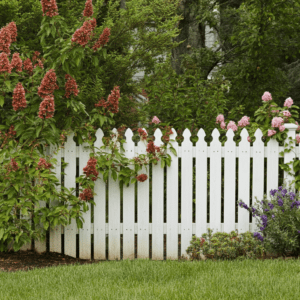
[11,124,299,260]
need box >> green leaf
[4,81,11,90]
[44,221,49,231]
[21,207,28,216]
[0,95,4,107]
[36,126,42,138]
[13,184,19,192]
[0,228,4,240]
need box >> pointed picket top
[225,128,235,141]
[197,128,206,143]
[94,128,104,150]
[169,128,177,140]
[240,127,249,142]
[154,128,163,147]
[182,128,191,140]
[254,128,264,143]
[124,128,134,142]
[64,131,75,146]
[137,127,148,150]
[211,128,220,145]
[111,127,118,137]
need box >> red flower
[12,83,27,111]
[83,0,93,17]
[7,22,17,43]
[0,26,12,55]
[79,187,94,201]
[23,58,33,74]
[37,157,52,169]
[71,19,96,47]
[146,140,160,154]
[94,86,120,114]
[38,69,59,99]
[64,74,79,98]
[41,0,59,17]
[10,159,19,171]
[11,53,22,72]
[34,59,44,70]
[137,128,147,141]
[38,94,55,119]
[92,27,110,51]
[136,174,148,182]
[32,51,41,62]
[0,52,11,74]
[83,157,99,181]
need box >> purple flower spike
[243,203,249,210]
[282,189,287,197]
[278,186,283,191]
[238,201,243,207]
[298,231,300,234]
[268,203,274,210]
[272,215,275,218]
[264,209,269,212]
[254,232,264,242]
[278,198,283,206]
[270,189,277,196]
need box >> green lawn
[0,258,300,299]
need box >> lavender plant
[239,181,300,257]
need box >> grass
[1,258,300,299]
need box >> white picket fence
[17,124,299,260]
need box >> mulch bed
[1,237,299,274]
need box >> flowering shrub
[186,228,266,261]
[239,182,300,257]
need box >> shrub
[239,181,300,257]
[186,228,266,261]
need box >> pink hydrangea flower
[227,121,237,132]
[279,125,285,132]
[271,110,279,114]
[271,117,284,128]
[296,134,300,144]
[220,122,226,129]
[282,111,291,117]
[295,121,300,131]
[238,116,250,127]
[284,97,293,108]
[262,91,272,102]
[247,136,252,143]
[216,114,224,124]
[268,130,276,137]
[152,116,161,124]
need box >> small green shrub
[186,228,266,261]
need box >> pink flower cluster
[282,111,291,118]
[83,0,93,17]
[238,116,250,128]
[7,22,17,43]
[38,95,55,119]
[38,69,59,99]
[92,28,110,51]
[227,121,238,132]
[41,0,59,17]
[295,121,300,131]
[216,114,226,129]
[12,82,27,111]
[11,53,22,72]
[268,130,277,137]
[95,86,120,114]
[64,74,79,98]
[23,58,33,74]
[296,134,300,144]
[271,117,284,129]
[146,140,160,154]
[262,91,272,102]
[284,97,293,108]
[152,116,161,124]
[34,59,44,70]
[83,157,99,181]
[0,52,11,74]
[71,19,97,47]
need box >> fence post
[284,123,298,190]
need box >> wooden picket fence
[16,124,299,260]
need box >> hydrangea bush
[239,182,300,257]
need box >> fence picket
[238,128,251,234]
[108,128,121,260]
[224,129,236,233]
[49,143,62,254]
[122,128,135,260]
[63,132,77,258]
[152,128,164,260]
[195,129,207,238]
[267,138,279,198]
[252,129,264,232]
[93,128,106,260]
[137,128,149,259]
[210,128,222,233]
[166,128,178,260]
[181,129,193,259]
